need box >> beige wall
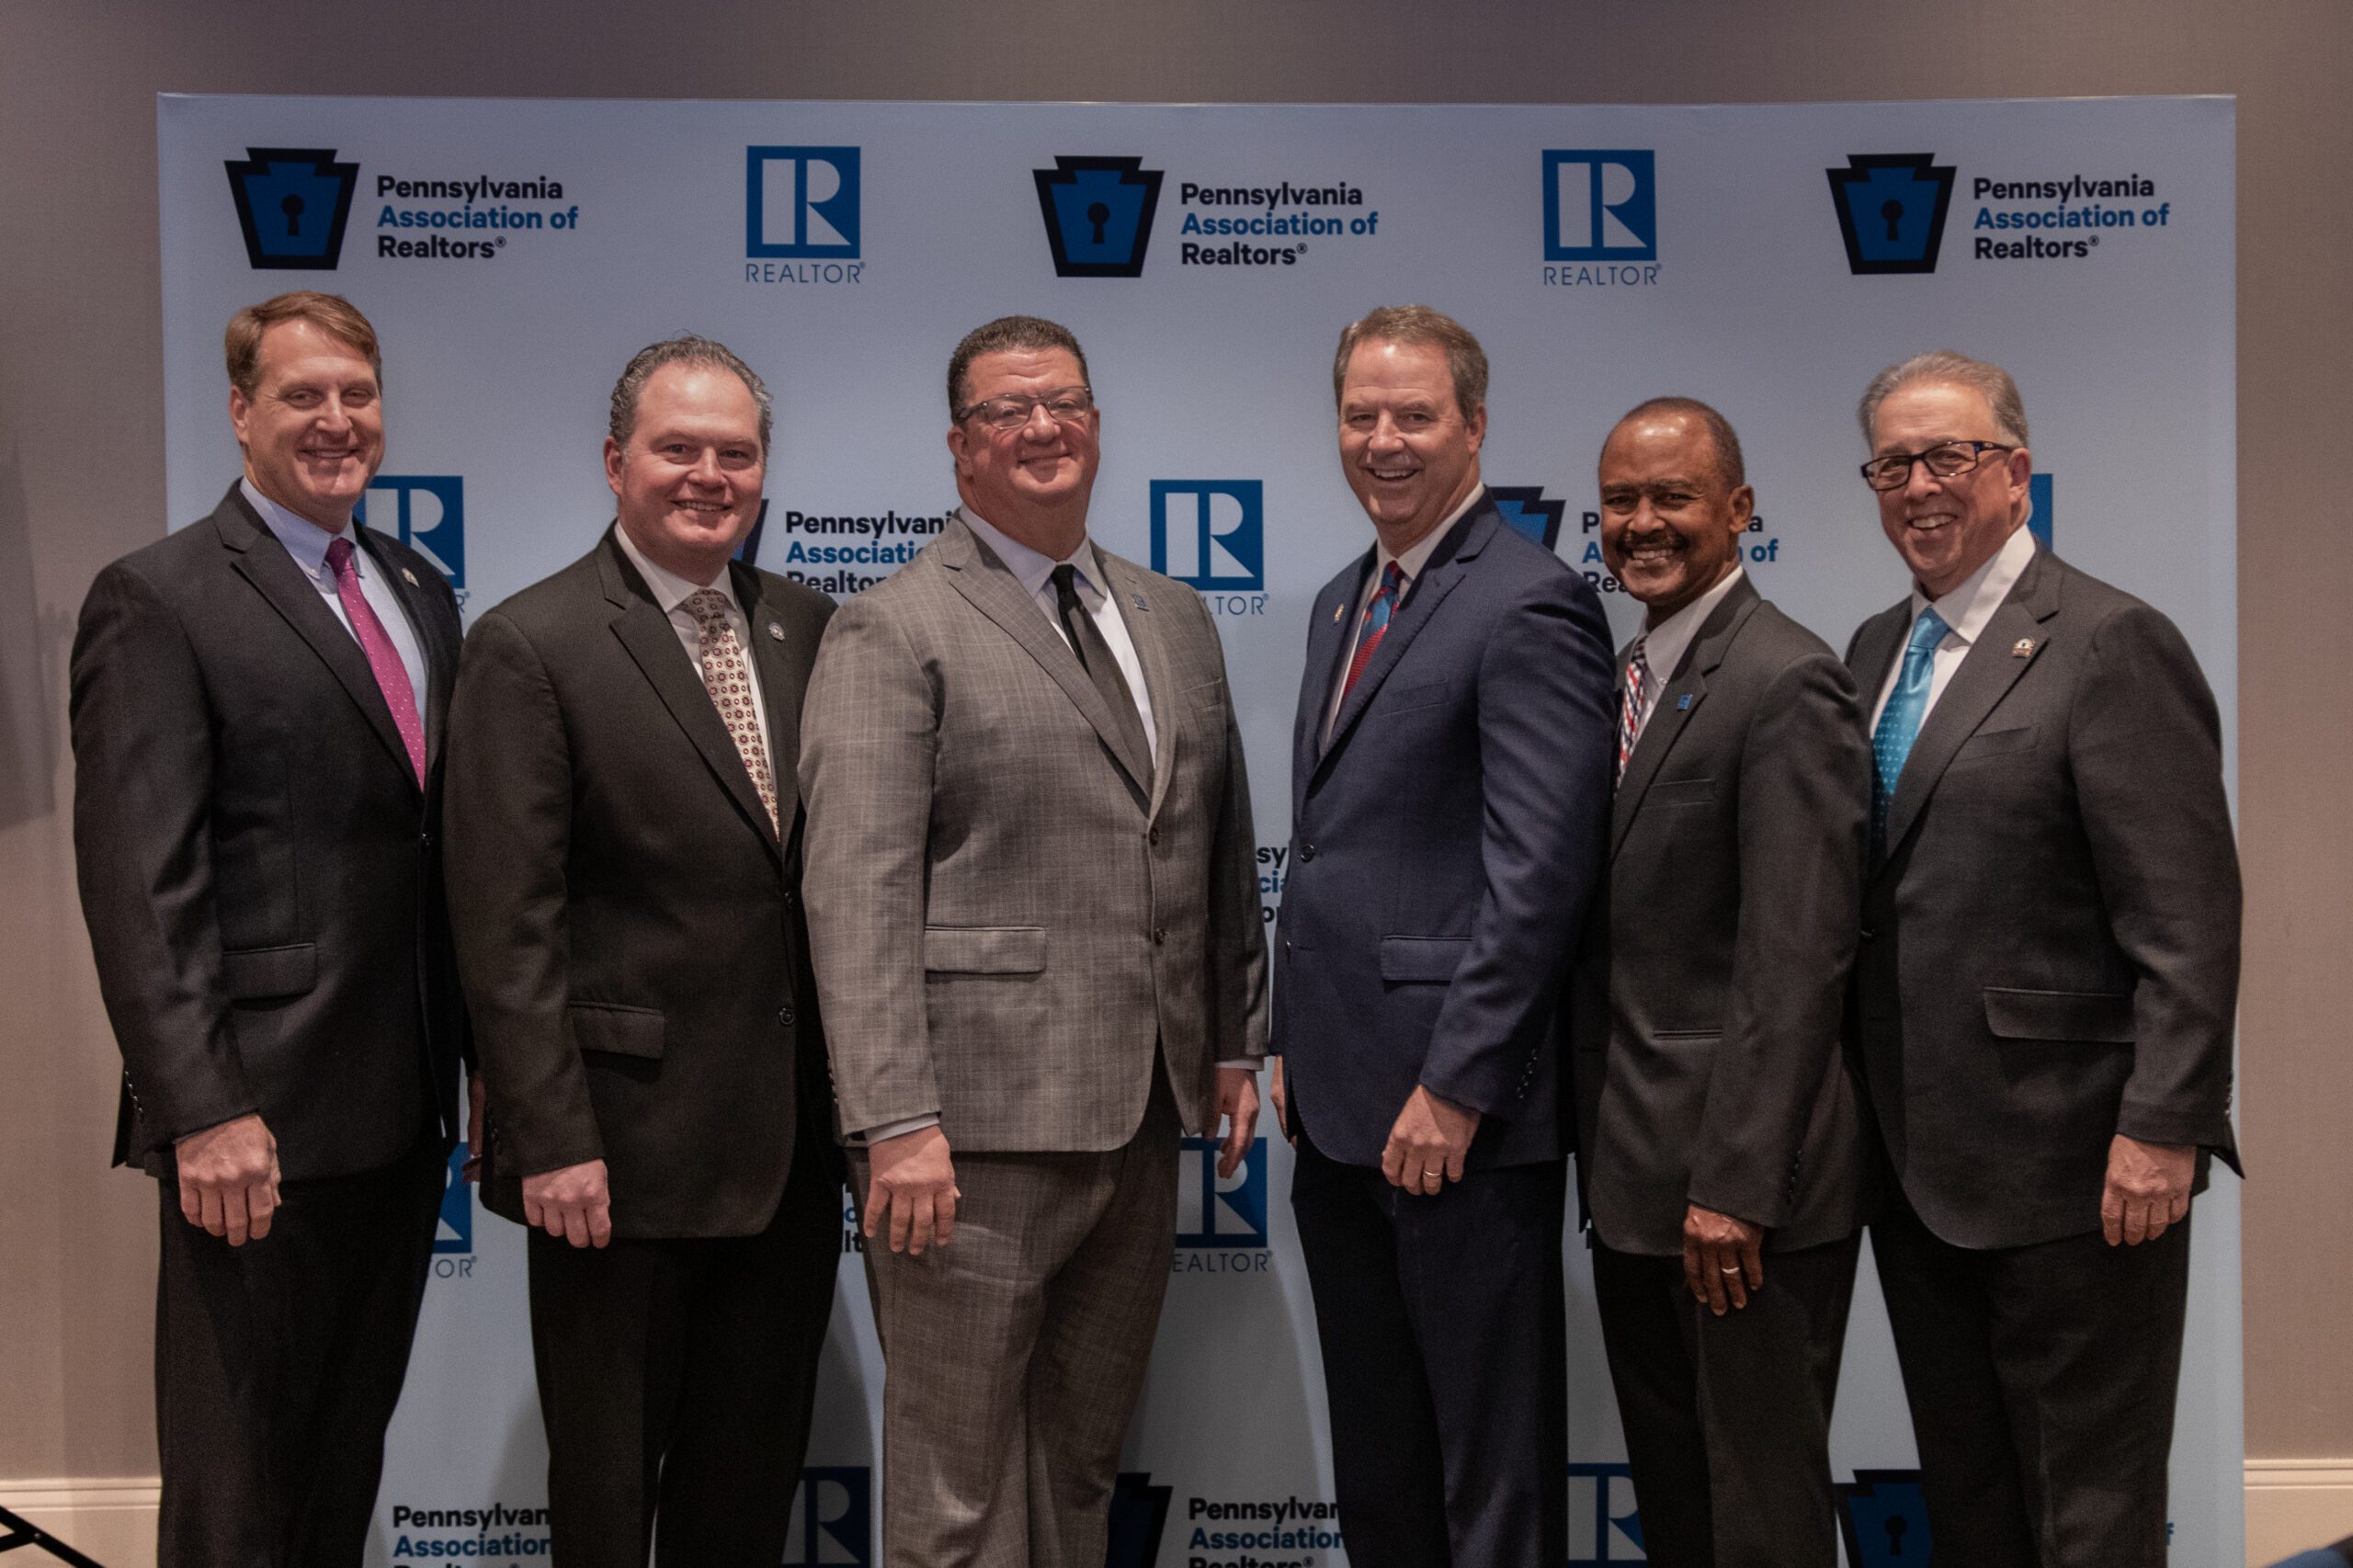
[3,0,2346,1490]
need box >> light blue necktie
[1871,607,1949,850]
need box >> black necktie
[1051,562,1153,787]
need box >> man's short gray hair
[1857,350,2029,448]
[1332,305,1489,420]
[609,335,773,453]
[1609,396,1747,490]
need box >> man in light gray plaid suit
[799,314,1267,1567]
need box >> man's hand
[1381,1085,1480,1195]
[523,1158,611,1248]
[2102,1133,2195,1245]
[1269,1056,1294,1146]
[865,1125,959,1256]
[1215,1067,1261,1177]
[1682,1205,1766,1315]
[462,1069,490,1183]
[175,1113,279,1245]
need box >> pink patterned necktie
[324,536,426,784]
[684,589,779,834]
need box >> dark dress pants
[154,1133,447,1568]
[1872,1185,2191,1568]
[1591,1233,1860,1567]
[526,1122,841,1568]
[1290,1122,1567,1568]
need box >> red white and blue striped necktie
[1616,634,1654,787]
[1340,561,1406,707]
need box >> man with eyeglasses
[1845,350,2240,1568]
[799,314,1267,1567]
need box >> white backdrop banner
[157,94,2240,1568]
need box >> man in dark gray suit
[72,291,469,1566]
[1847,350,2241,1568]
[1572,398,1870,1568]
[1273,306,1615,1568]
[444,336,840,1567]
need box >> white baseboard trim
[0,1478,160,1566]
[2248,1459,2353,1566]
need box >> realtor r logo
[1826,153,1958,275]
[781,1466,872,1566]
[1176,1134,1268,1247]
[358,475,465,592]
[1150,479,1264,591]
[224,147,359,270]
[748,146,861,257]
[1034,156,1165,278]
[1544,151,1656,262]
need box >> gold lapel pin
[2011,638,2035,658]
[1332,602,1345,624]
[400,566,420,586]
[767,622,785,641]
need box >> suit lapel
[1610,579,1758,857]
[1316,502,1495,774]
[1881,554,2060,857]
[938,519,1153,796]
[1296,557,1367,805]
[215,486,419,795]
[1847,601,1910,708]
[1098,551,1179,824]
[735,564,806,830]
[597,533,781,858]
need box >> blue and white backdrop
[158,95,2240,1567]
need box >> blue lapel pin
[1132,593,1148,611]
[1677,693,1693,710]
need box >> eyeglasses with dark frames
[1859,439,2017,492]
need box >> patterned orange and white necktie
[683,588,778,834]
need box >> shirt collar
[1635,564,1746,683]
[1375,483,1486,585]
[613,522,743,619]
[1911,523,2036,645]
[242,477,351,585]
[960,506,1103,605]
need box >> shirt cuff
[853,1113,940,1145]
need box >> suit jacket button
[1148,826,1161,846]
[1859,926,1874,942]
[777,1005,797,1027]
[1153,928,1167,945]
[1300,843,1316,863]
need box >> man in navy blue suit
[1272,305,1615,1568]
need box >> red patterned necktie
[324,536,426,784]
[684,589,779,833]
[1340,561,1406,706]
[1616,634,1653,787]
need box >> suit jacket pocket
[222,943,317,1001]
[1380,935,1471,984]
[570,1001,666,1059]
[924,926,1048,975]
[1643,778,1715,808]
[1983,986,2133,1044]
[1382,678,1452,714]
[1950,723,2039,767]
[1184,676,1228,712]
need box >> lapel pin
[767,621,785,641]
[1332,602,1346,624]
[1677,694,1693,710]
[1131,593,1147,611]
[399,566,419,586]
[2011,638,2035,658]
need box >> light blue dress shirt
[243,478,431,716]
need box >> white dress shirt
[960,506,1158,764]
[1323,483,1488,747]
[1869,524,2038,731]
[243,478,429,710]
[1629,565,1746,738]
[612,524,773,766]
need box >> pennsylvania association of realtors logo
[747,146,861,257]
[1034,156,1165,278]
[781,1466,872,1566]
[1835,1470,1932,1566]
[1827,153,1958,274]
[1489,485,1568,551]
[1543,150,1656,262]
[1105,1472,1173,1568]
[1150,479,1263,591]
[225,147,359,270]
[358,475,466,595]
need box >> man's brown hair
[223,291,383,397]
